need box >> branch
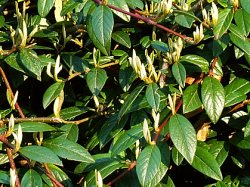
[92,0,193,41]
[209,57,218,76]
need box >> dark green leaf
[108,0,130,22]
[59,124,79,142]
[180,55,209,73]
[33,29,58,38]
[145,163,168,187]
[172,146,184,166]
[169,114,197,163]
[19,48,44,80]
[213,35,230,57]
[111,125,143,155]
[175,12,195,28]
[37,0,55,17]
[87,5,114,55]
[201,76,225,124]
[86,68,108,96]
[60,0,81,16]
[146,83,160,111]
[208,140,229,166]
[16,122,56,132]
[21,169,42,187]
[126,0,144,9]
[60,106,89,120]
[136,145,161,186]
[183,84,202,113]
[230,132,250,149]
[214,8,234,39]
[172,63,186,88]
[118,85,145,120]
[44,138,95,163]
[191,146,223,181]
[62,54,90,73]
[43,82,65,109]
[119,61,136,92]
[240,0,250,14]
[19,146,62,166]
[234,9,250,36]
[112,31,131,48]
[151,41,169,52]
[0,170,9,184]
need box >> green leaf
[172,63,186,88]
[201,76,225,124]
[19,48,44,80]
[16,122,56,132]
[44,138,95,163]
[136,145,161,186]
[62,54,90,73]
[60,106,89,120]
[126,0,144,9]
[145,163,168,187]
[234,9,250,36]
[43,82,65,109]
[19,145,62,166]
[37,0,55,17]
[191,146,223,181]
[172,146,184,166]
[111,125,143,155]
[225,78,250,95]
[240,0,250,14]
[151,40,169,52]
[86,68,108,96]
[214,8,234,39]
[60,0,81,16]
[59,124,79,142]
[175,12,195,28]
[183,84,202,113]
[108,0,130,22]
[119,60,136,92]
[180,55,209,73]
[112,31,131,48]
[208,140,229,166]
[146,83,161,111]
[87,5,114,55]
[230,132,250,149]
[118,85,145,120]
[169,114,197,163]
[0,170,9,184]
[21,169,42,187]
[213,35,230,57]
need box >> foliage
[0,0,250,186]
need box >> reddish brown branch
[93,0,193,41]
[0,67,25,118]
[209,57,218,76]
[44,164,64,187]
[106,161,136,186]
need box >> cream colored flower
[193,24,204,44]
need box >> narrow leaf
[201,76,225,124]
[183,84,202,113]
[146,83,160,111]
[16,122,56,132]
[86,68,108,96]
[172,63,186,88]
[108,0,130,22]
[21,169,42,187]
[191,146,223,181]
[136,145,161,186]
[169,114,197,163]
[180,55,209,73]
[112,31,131,48]
[43,82,65,109]
[38,0,55,17]
[44,138,95,163]
[19,146,62,166]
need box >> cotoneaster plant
[0,0,249,186]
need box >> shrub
[0,0,250,186]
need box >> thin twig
[92,0,193,41]
[209,57,218,76]
[106,161,136,186]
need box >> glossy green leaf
[136,145,161,186]
[172,63,186,88]
[59,124,79,142]
[201,76,225,124]
[111,125,143,155]
[225,78,250,107]
[213,35,230,57]
[172,146,184,166]
[109,0,130,22]
[234,9,250,36]
[230,132,250,149]
[4,53,25,74]
[60,106,89,120]
[16,122,56,132]
[86,68,108,96]
[208,140,229,166]
[37,0,55,17]
[175,12,195,28]
[19,145,62,166]
[145,163,168,187]
[112,31,131,48]
[42,82,65,109]
[169,114,197,163]
[126,0,144,9]
[19,48,44,80]
[21,169,42,187]
[183,84,202,113]
[87,5,114,55]
[118,85,145,120]
[240,0,250,14]
[62,54,90,73]
[44,138,95,163]
[151,40,169,52]
[180,55,209,73]
[60,0,81,16]
[214,8,233,39]
[41,164,73,187]
[119,61,136,92]
[146,83,160,111]
[0,170,9,184]
[191,146,223,181]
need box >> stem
[92,0,193,41]
[106,161,136,186]
[209,57,218,76]
[99,61,119,68]
[44,164,64,187]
